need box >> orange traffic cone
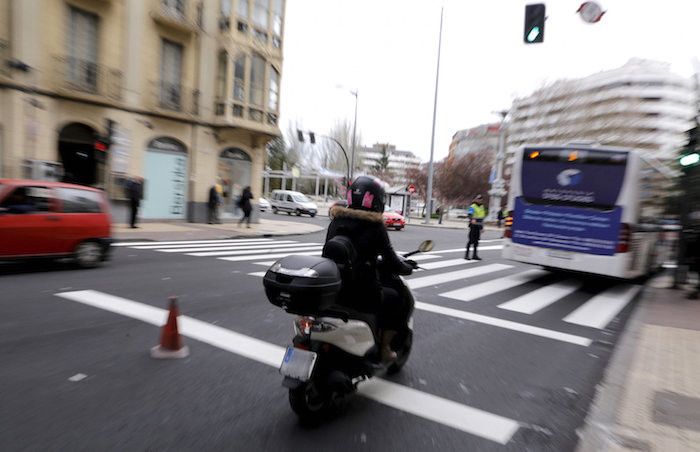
[151,296,190,359]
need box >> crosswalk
[115,238,641,332]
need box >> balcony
[150,0,199,34]
[212,99,279,134]
[52,56,123,101]
[149,80,199,116]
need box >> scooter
[263,240,434,422]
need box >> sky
[278,0,700,163]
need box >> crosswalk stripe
[424,245,503,254]
[55,290,520,443]
[218,250,322,262]
[248,271,267,277]
[420,259,477,270]
[440,269,548,303]
[407,264,512,290]
[189,245,323,257]
[498,279,583,314]
[132,240,292,250]
[113,238,275,247]
[563,284,641,329]
[254,261,276,267]
[410,254,443,262]
[415,301,592,347]
[160,242,318,253]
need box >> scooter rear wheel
[289,381,331,423]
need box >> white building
[507,59,696,163]
[449,123,501,159]
[359,143,421,185]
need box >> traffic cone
[150,296,190,359]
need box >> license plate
[279,346,317,381]
[547,249,573,260]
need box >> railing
[149,80,198,115]
[151,0,199,33]
[53,56,123,100]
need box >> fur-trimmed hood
[330,206,383,223]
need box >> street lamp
[424,6,444,224]
[336,85,359,180]
[487,110,509,221]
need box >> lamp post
[424,6,444,224]
[336,85,359,181]
[487,110,508,221]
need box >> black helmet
[347,176,385,212]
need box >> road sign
[577,2,605,23]
[407,184,416,194]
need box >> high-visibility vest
[468,203,486,220]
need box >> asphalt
[0,216,639,451]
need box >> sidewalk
[407,217,502,232]
[577,275,700,451]
[112,219,324,242]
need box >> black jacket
[239,188,253,212]
[326,206,412,310]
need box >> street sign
[407,184,416,194]
[577,2,605,23]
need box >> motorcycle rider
[326,176,415,363]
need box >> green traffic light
[680,152,700,167]
[527,27,541,42]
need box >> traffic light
[309,132,316,144]
[680,153,700,167]
[524,4,545,44]
[297,129,304,142]
[680,125,699,168]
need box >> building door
[218,148,252,215]
[58,122,101,186]
[141,137,188,219]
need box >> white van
[270,190,318,217]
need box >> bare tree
[370,143,393,184]
[435,153,492,207]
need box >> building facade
[358,143,421,185]
[0,0,285,222]
[506,59,696,163]
[448,123,500,160]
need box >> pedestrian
[687,228,700,299]
[125,176,144,228]
[465,194,486,260]
[215,178,224,222]
[238,186,253,228]
[207,184,220,224]
[497,208,504,228]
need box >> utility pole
[350,90,358,180]
[487,110,508,221]
[424,6,443,224]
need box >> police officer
[465,194,486,260]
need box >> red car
[0,179,112,267]
[383,206,406,231]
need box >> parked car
[258,197,271,212]
[0,179,112,267]
[383,206,406,231]
[269,190,318,217]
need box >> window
[0,186,52,214]
[237,20,248,33]
[237,0,249,19]
[68,7,99,91]
[221,0,232,17]
[216,50,228,100]
[57,188,103,213]
[160,39,184,109]
[286,194,293,202]
[249,53,265,107]
[254,29,268,44]
[272,0,283,36]
[268,66,279,110]
[253,0,268,29]
[234,54,246,101]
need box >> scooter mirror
[418,240,434,253]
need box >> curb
[113,230,324,243]
[406,222,502,232]
[575,285,651,452]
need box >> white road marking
[248,271,267,277]
[410,254,443,262]
[415,301,592,347]
[189,245,323,257]
[420,259,477,271]
[440,270,548,303]
[133,240,293,250]
[563,284,642,329]
[218,251,323,262]
[113,238,275,247]
[54,290,520,444]
[498,279,583,314]
[254,261,276,267]
[68,373,88,382]
[425,246,503,254]
[160,242,319,253]
[407,264,512,289]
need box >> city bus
[502,144,663,279]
